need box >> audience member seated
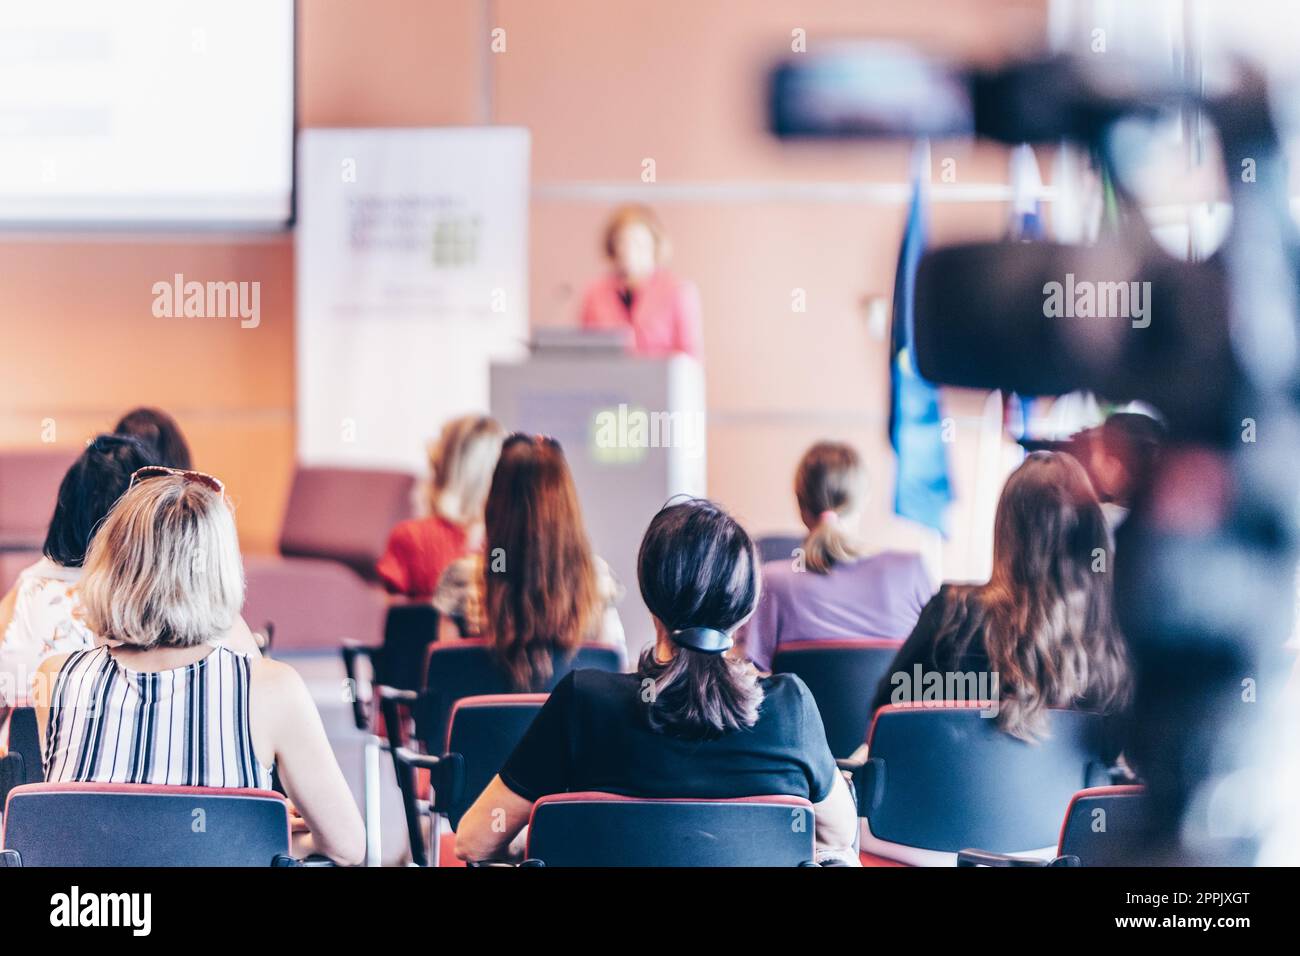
[433,432,626,676]
[114,406,194,470]
[376,415,506,599]
[1085,411,1164,532]
[740,441,933,672]
[0,435,156,712]
[871,451,1133,741]
[1,440,263,717]
[33,469,365,865]
[454,498,860,864]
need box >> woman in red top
[375,415,506,598]
[578,205,702,359]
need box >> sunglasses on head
[129,465,225,495]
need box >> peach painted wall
[1,0,1045,578]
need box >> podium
[490,345,706,660]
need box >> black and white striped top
[44,644,274,789]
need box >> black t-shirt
[499,669,840,804]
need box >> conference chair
[0,782,325,866]
[770,638,904,759]
[957,785,1148,867]
[0,707,44,806]
[755,533,804,565]
[380,641,621,863]
[392,693,547,867]
[852,704,1114,865]
[340,602,441,865]
[241,465,414,651]
[385,639,623,757]
[522,793,818,866]
[0,754,24,818]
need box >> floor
[281,652,410,866]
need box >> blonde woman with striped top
[34,467,365,866]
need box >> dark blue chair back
[771,638,903,758]
[415,640,620,748]
[439,694,547,830]
[858,705,1112,853]
[6,707,44,785]
[755,534,804,564]
[1058,785,1147,865]
[2,783,290,866]
[1,706,43,809]
[377,603,440,690]
[525,793,816,866]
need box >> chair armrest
[377,685,418,751]
[0,849,20,867]
[392,746,464,810]
[393,747,442,774]
[392,747,440,867]
[339,642,379,732]
[956,848,1052,867]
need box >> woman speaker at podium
[578,204,702,359]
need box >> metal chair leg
[363,736,382,867]
[429,812,442,867]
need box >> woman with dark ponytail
[634,498,765,737]
[455,499,860,864]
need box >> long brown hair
[482,434,601,689]
[794,441,867,573]
[943,451,1132,740]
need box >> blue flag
[888,151,952,535]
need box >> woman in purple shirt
[740,442,934,672]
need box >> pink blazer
[578,268,702,359]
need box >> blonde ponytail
[794,443,867,574]
[802,509,861,574]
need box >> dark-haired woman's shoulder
[560,666,649,736]
[568,665,639,693]
[869,583,989,713]
[928,581,983,612]
[565,665,642,711]
[758,669,812,701]
[757,671,825,728]
[914,582,990,650]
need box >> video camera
[769,45,1300,863]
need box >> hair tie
[818,510,839,526]
[668,627,733,654]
